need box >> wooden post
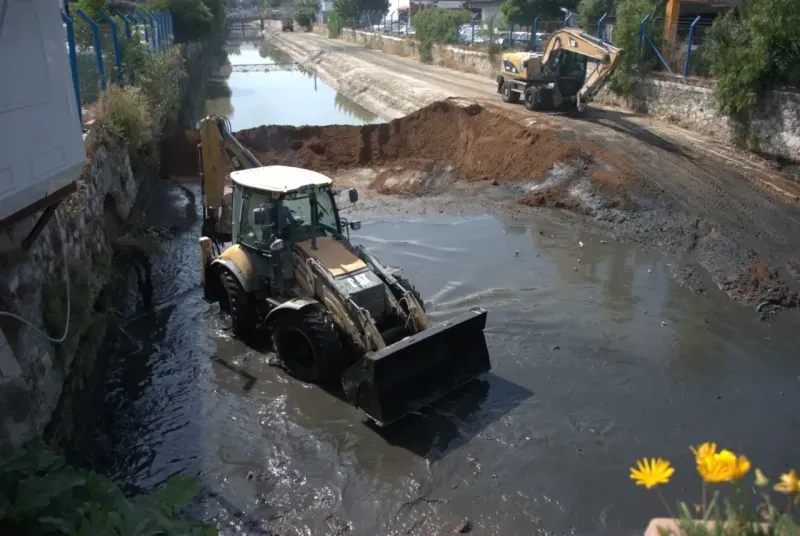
[199,237,213,286]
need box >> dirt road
[239,28,800,313]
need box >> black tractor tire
[501,82,520,104]
[395,275,425,312]
[270,306,342,384]
[220,270,256,339]
[523,87,541,111]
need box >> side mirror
[348,187,359,204]
[349,220,361,231]
[253,207,267,226]
[269,238,285,251]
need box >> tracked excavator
[496,28,621,112]
[195,116,492,426]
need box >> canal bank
[93,34,800,535]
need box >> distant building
[664,0,732,41]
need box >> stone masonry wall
[594,74,800,163]
[0,148,137,457]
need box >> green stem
[702,482,707,516]
[658,490,676,519]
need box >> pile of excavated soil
[161,100,642,210]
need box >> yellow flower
[696,450,750,483]
[754,468,769,487]
[774,469,800,495]
[690,442,718,464]
[630,458,675,489]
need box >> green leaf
[146,475,199,515]
[12,471,86,516]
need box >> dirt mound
[235,101,584,183]
[161,100,641,212]
[722,262,800,310]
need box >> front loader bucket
[341,307,491,426]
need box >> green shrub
[0,441,217,535]
[123,41,186,129]
[89,86,155,152]
[411,7,472,63]
[610,0,663,96]
[328,11,342,37]
[704,0,799,120]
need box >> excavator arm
[198,116,262,241]
[540,28,621,111]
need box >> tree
[608,0,660,95]
[500,0,579,25]
[147,0,226,42]
[412,7,472,62]
[295,0,321,29]
[578,0,616,29]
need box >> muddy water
[89,41,800,536]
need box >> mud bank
[163,98,800,313]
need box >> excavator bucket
[341,308,491,426]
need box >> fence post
[597,13,606,41]
[75,9,106,92]
[135,12,150,46]
[531,15,539,51]
[638,13,650,61]
[145,11,159,49]
[159,12,169,44]
[166,12,174,42]
[117,11,132,40]
[684,15,701,77]
[99,9,124,87]
[508,23,513,48]
[61,10,82,125]
[471,13,477,46]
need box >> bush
[704,0,800,120]
[294,0,320,30]
[411,7,472,62]
[0,441,217,535]
[610,0,662,95]
[122,41,186,129]
[328,11,342,37]
[88,86,154,152]
[147,0,223,43]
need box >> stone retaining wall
[594,74,800,163]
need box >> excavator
[195,116,492,426]
[496,28,622,112]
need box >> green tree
[147,0,226,42]
[578,0,616,29]
[411,7,472,62]
[500,0,579,25]
[609,0,662,95]
[294,0,321,29]
[704,0,800,120]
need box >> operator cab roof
[230,166,333,194]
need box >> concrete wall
[594,74,800,163]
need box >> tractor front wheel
[524,86,540,111]
[220,270,256,339]
[270,306,343,384]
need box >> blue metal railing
[62,10,175,125]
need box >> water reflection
[197,40,383,130]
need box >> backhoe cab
[496,28,621,112]
[198,163,491,426]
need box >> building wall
[0,0,85,224]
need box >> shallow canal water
[88,39,800,536]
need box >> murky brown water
[87,42,800,536]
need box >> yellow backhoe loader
[195,116,491,426]
[496,28,621,112]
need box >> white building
[0,0,85,232]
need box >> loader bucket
[341,307,491,426]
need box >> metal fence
[62,7,175,125]
[335,8,713,78]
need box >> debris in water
[515,250,520,256]
[455,519,472,533]
[600,240,608,244]
[647,269,653,274]
[579,241,584,247]
[551,345,560,351]
[661,320,668,326]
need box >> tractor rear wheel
[270,306,342,384]
[220,270,256,339]
[501,82,519,104]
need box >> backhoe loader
[496,28,621,112]
[195,116,491,426]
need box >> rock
[491,179,499,185]
[454,519,472,533]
